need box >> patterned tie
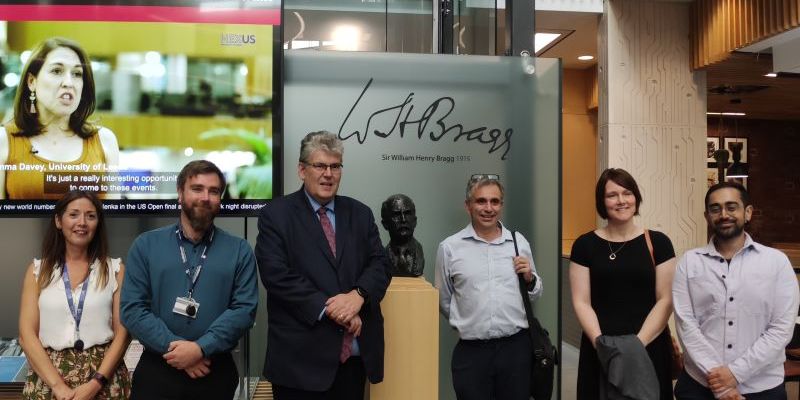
[317,207,353,362]
[317,206,336,257]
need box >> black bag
[512,231,558,400]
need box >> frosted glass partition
[283,50,561,400]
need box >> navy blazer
[256,187,391,391]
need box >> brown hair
[9,37,97,138]
[38,191,109,290]
[595,168,642,219]
[177,160,226,192]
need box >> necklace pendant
[609,253,617,260]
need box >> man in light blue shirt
[673,182,799,400]
[435,174,542,400]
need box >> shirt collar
[304,188,335,214]
[696,232,759,257]
[460,221,512,244]
[175,222,216,245]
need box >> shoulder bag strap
[512,232,537,337]
[644,229,656,267]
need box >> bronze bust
[381,194,424,277]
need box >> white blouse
[34,258,121,350]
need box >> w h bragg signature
[337,78,513,160]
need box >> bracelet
[92,372,109,387]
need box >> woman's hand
[51,381,76,400]
[71,380,101,400]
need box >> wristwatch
[353,286,369,301]
[526,276,538,291]
[92,372,109,387]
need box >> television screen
[0,0,281,215]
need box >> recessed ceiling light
[534,33,562,53]
[577,55,594,61]
[764,73,777,77]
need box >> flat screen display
[0,0,281,215]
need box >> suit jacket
[256,187,391,391]
[596,335,659,400]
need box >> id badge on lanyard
[172,228,213,319]
[62,264,89,351]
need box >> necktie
[317,207,353,362]
[317,207,336,257]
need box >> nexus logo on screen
[338,78,514,160]
[221,33,256,46]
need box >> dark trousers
[452,329,532,400]
[273,356,366,400]
[674,370,787,400]
[130,350,238,400]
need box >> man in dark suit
[256,131,391,400]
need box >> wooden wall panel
[599,0,708,256]
[562,68,598,255]
[692,0,800,69]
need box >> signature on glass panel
[337,78,513,160]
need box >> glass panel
[283,50,560,400]
[388,0,434,53]
[284,0,387,52]
[284,0,434,53]
[453,0,499,55]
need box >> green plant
[199,128,273,199]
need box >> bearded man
[672,182,799,400]
[121,160,258,400]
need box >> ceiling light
[577,55,594,61]
[331,25,361,51]
[764,73,777,77]
[534,33,562,53]
[706,112,746,116]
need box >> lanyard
[176,226,214,299]
[61,263,89,338]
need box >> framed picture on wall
[723,137,748,163]
[707,168,719,188]
[707,137,720,163]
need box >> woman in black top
[569,168,677,399]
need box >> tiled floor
[560,342,579,400]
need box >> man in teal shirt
[121,160,258,400]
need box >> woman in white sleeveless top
[18,190,130,400]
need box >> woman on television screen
[18,190,131,400]
[0,37,119,200]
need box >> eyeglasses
[470,174,500,181]
[707,202,741,216]
[304,162,343,173]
